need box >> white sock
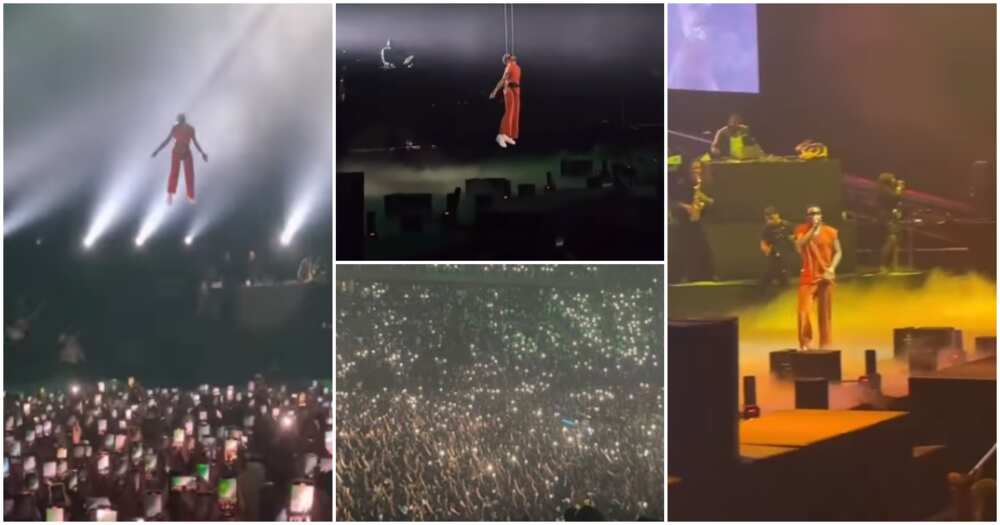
[496,134,507,148]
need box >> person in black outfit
[670,160,716,282]
[709,113,751,158]
[759,206,793,287]
[876,172,905,272]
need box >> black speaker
[366,211,377,239]
[336,172,365,260]
[668,318,739,479]
[795,378,829,409]
[894,327,965,372]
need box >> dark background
[668,4,996,200]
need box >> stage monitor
[668,4,759,93]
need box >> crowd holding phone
[3,376,332,521]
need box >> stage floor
[670,270,997,413]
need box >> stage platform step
[769,349,842,381]
[908,356,996,470]
[669,409,913,520]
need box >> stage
[668,270,997,414]
[670,356,997,520]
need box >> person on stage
[709,113,750,158]
[489,54,521,149]
[876,172,905,273]
[793,205,841,350]
[760,206,792,287]
[152,113,208,205]
[670,159,716,282]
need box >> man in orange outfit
[152,113,208,205]
[793,205,842,350]
[489,54,521,148]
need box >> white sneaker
[496,134,507,148]
[503,135,516,146]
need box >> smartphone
[97,419,107,434]
[172,428,185,447]
[23,403,31,416]
[195,463,210,482]
[198,423,211,438]
[130,444,143,462]
[42,461,57,480]
[10,440,22,457]
[56,447,67,460]
[57,460,68,477]
[143,491,163,518]
[95,509,117,522]
[325,430,334,455]
[117,420,126,431]
[184,420,194,436]
[224,439,238,461]
[170,476,195,491]
[24,455,36,472]
[97,381,105,393]
[217,478,237,504]
[302,453,318,477]
[45,506,65,522]
[144,453,158,472]
[97,454,110,474]
[289,482,315,515]
[50,482,67,507]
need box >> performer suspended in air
[489,54,521,148]
[152,113,208,205]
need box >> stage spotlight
[280,203,310,247]
[83,200,123,249]
[135,201,170,249]
[184,235,194,246]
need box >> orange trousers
[168,151,195,199]
[797,279,833,349]
[500,86,520,139]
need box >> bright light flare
[280,198,311,246]
[135,200,171,248]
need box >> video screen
[667,4,759,93]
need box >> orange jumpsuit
[168,123,197,200]
[794,223,839,349]
[500,61,521,139]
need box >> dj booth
[673,158,856,280]
[702,159,844,222]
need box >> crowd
[4,377,332,521]
[336,267,664,520]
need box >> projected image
[4,5,331,521]
[667,3,759,93]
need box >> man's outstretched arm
[151,128,173,157]
[192,133,208,162]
